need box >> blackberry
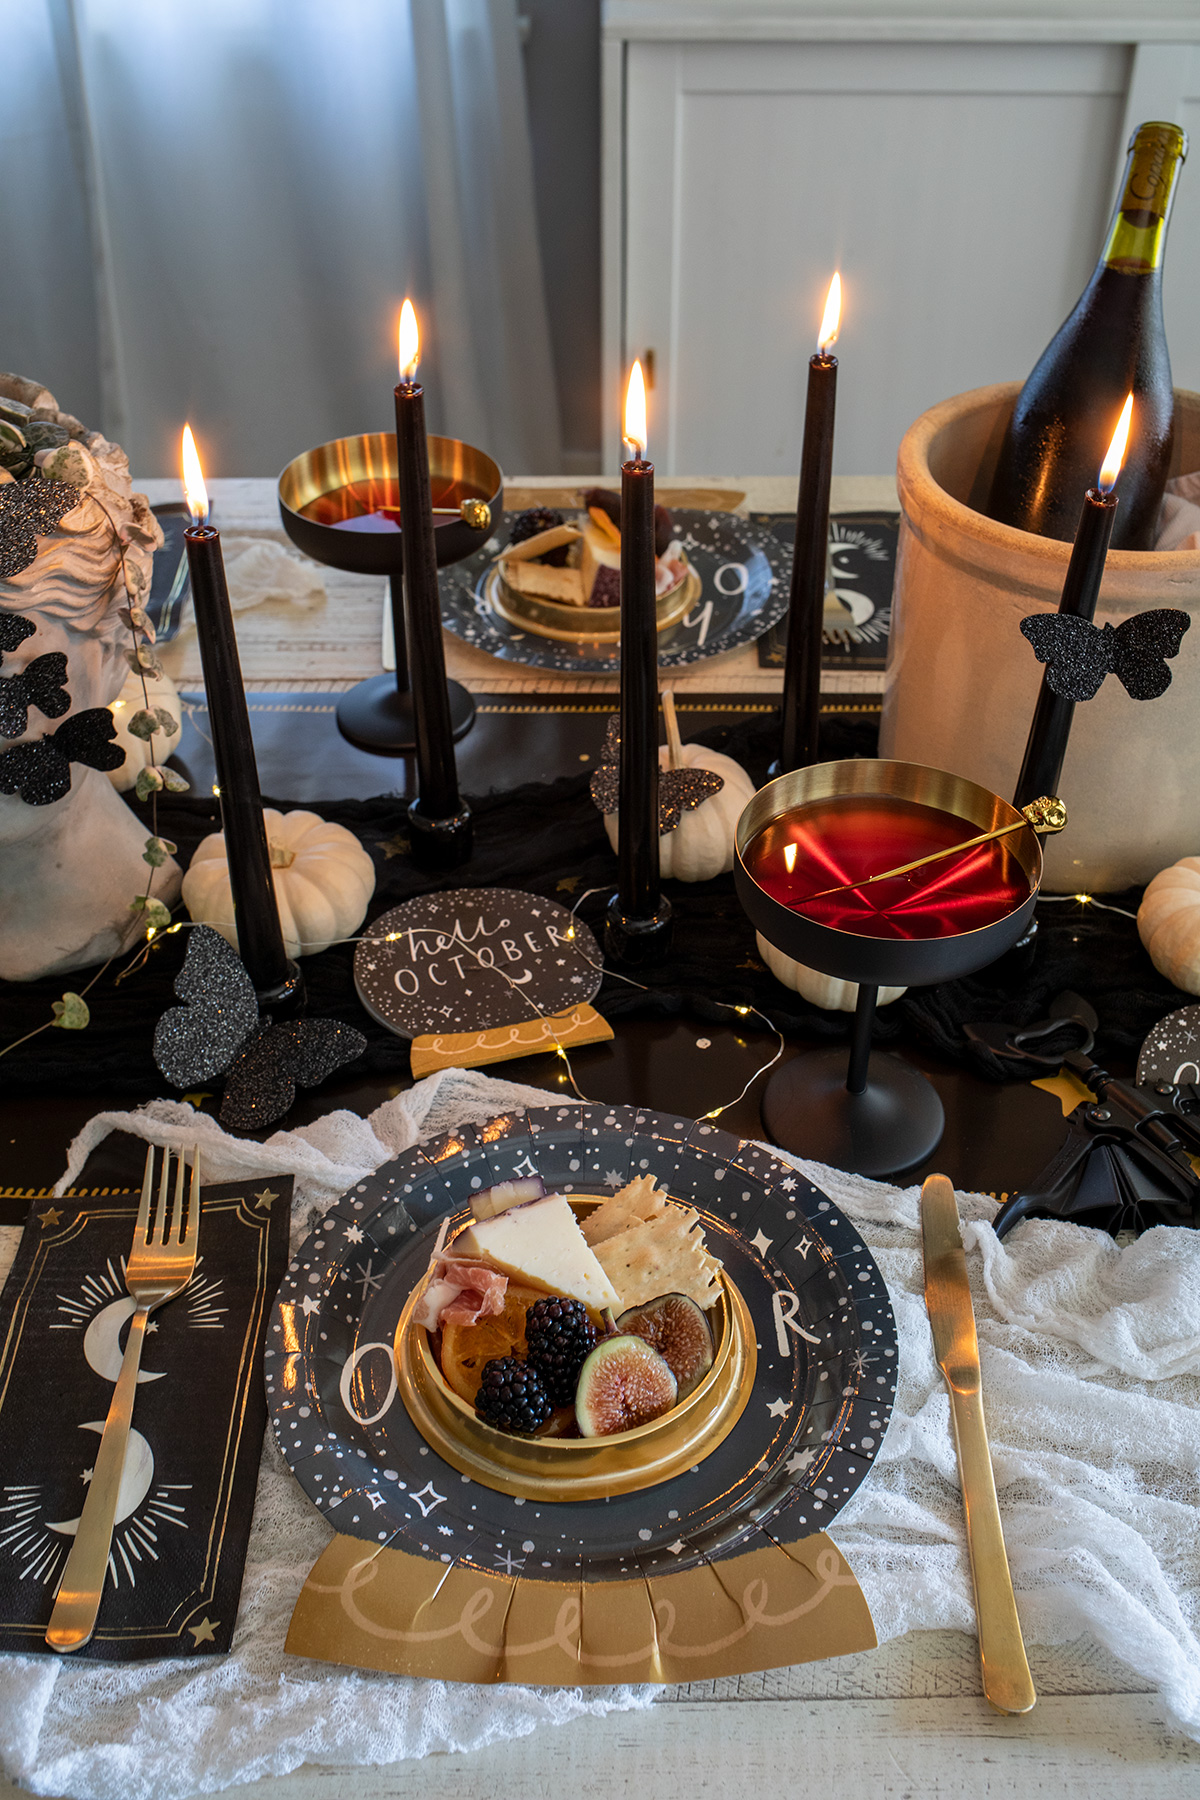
[474,1356,553,1434]
[587,565,620,608]
[508,506,569,565]
[524,1296,598,1405]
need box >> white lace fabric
[0,1068,1197,1799]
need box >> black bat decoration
[153,925,366,1130]
[1020,609,1191,702]
[589,714,724,834]
[0,707,125,805]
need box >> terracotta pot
[880,382,1200,889]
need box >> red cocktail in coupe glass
[735,761,1042,1177]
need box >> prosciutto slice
[412,1257,508,1330]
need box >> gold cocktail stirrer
[793,796,1066,906]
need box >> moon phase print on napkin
[154,925,366,1129]
[1020,608,1190,702]
[353,888,603,1038]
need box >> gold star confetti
[37,1207,62,1228]
[188,1616,219,1644]
[379,832,410,860]
[556,876,581,894]
[253,1188,278,1210]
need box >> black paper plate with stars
[436,510,789,674]
[266,1106,896,1581]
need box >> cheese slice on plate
[456,1195,621,1311]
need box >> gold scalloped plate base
[394,1210,756,1501]
[485,563,699,643]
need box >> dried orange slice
[439,1283,547,1404]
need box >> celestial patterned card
[0,1175,290,1660]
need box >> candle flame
[1098,393,1133,494]
[623,359,647,459]
[783,842,797,874]
[181,424,209,524]
[398,298,420,382]
[818,272,841,353]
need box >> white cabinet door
[619,39,1146,475]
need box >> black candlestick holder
[278,432,500,752]
[735,759,1044,1178]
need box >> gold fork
[46,1144,201,1653]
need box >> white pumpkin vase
[755,934,906,1013]
[183,808,376,958]
[1138,856,1200,994]
[602,692,757,881]
[107,668,183,794]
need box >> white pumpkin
[182,808,376,958]
[756,933,906,1011]
[1138,855,1200,993]
[107,669,183,793]
[603,744,757,881]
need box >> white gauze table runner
[1,1066,1197,1800]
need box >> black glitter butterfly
[589,714,724,834]
[0,707,125,805]
[0,612,36,658]
[0,652,70,738]
[1020,609,1191,702]
[0,474,84,580]
[153,925,366,1130]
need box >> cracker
[580,1174,667,1247]
[499,559,585,605]
[593,1204,722,1311]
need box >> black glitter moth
[0,707,125,805]
[1020,609,1190,702]
[0,474,84,580]
[153,924,367,1130]
[589,714,724,834]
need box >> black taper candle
[1013,486,1118,809]
[394,375,472,868]
[183,521,302,1011]
[605,448,672,963]
[779,349,838,772]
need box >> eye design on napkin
[589,715,725,833]
[1020,609,1191,702]
[153,925,367,1130]
[0,707,125,805]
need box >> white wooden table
[6,473,1197,1798]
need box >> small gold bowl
[278,431,502,575]
[394,1201,756,1500]
[485,561,699,644]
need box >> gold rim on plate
[393,1198,757,1501]
[485,563,700,644]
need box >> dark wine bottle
[986,120,1187,551]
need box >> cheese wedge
[456,1195,622,1310]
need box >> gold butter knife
[921,1173,1036,1715]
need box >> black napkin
[0,1172,290,1659]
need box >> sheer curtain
[2,0,562,477]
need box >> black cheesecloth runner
[0,715,1186,1099]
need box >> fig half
[574,1334,677,1437]
[618,1293,714,1401]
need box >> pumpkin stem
[268,840,296,869]
[661,688,683,770]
